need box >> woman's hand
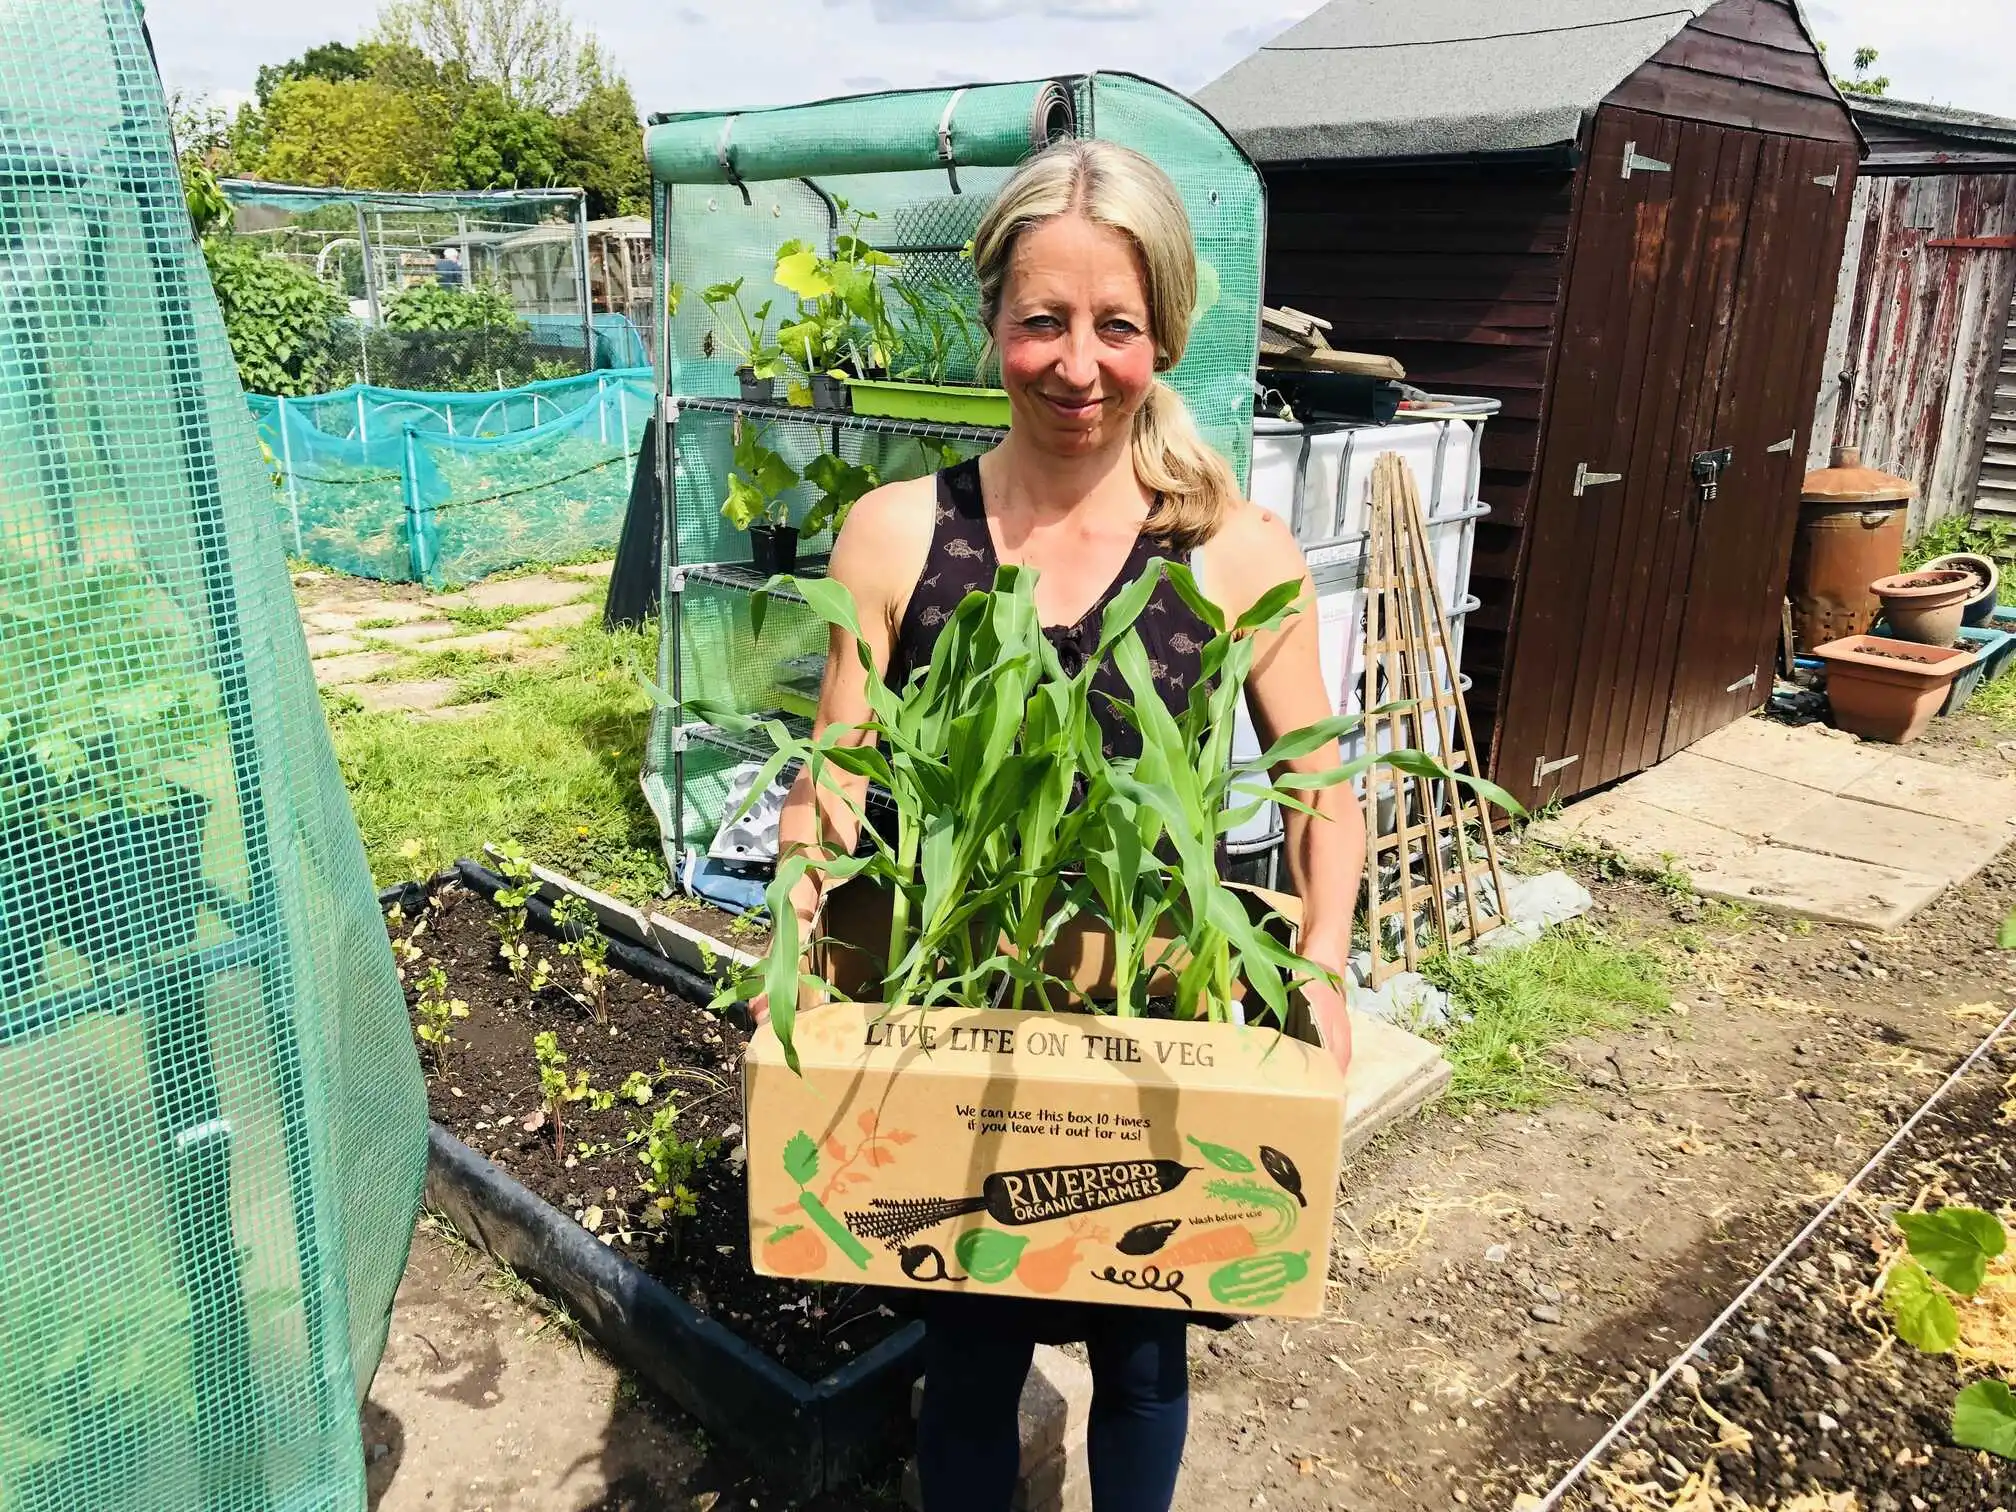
[1299,933,1354,1082]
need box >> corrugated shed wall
[1809,171,2016,536]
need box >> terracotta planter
[1920,551,2001,627]
[1811,634,1980,744]
[1870,570,1973,647]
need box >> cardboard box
[744,1001,1345,1316]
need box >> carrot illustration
[1160,1225,1258,1267]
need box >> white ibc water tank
[1226,405,1495,860]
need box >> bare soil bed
[397,881,903,1380]
[1553,1042,2016,1511]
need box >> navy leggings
[915,1297,1189,1512]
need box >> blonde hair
[971,139,1239,549]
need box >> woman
[768,140,1364,1512]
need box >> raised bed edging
[384,865,925,1498]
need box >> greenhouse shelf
[679,558,830,601]
[671,394,1009,447]
[683,713,901,824]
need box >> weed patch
[1421,923,1670,1112]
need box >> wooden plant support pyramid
[1361,452,1511,985]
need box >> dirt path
[363,712,2016,1511]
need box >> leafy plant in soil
[634,1101,720,1231]
[532,1029,594,1162]
[552,892,612,1025]
[1880,1204,2016,1457]
[673,563,1520,1069]
[772,197,896,383]
[411,962,469,1075]
[719,422,799,533]
[490,849,549,988]
[700,277,780,380]
[800,452,879,540]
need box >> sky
[148,0,2015,120]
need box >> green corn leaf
[1899,1208,2007,1296]
[1243,714,1364,770]
[1953,1380,2016,1459]
[1884,1258,1960,1353]
[1233,576,1305,635]
[1159,559,1227,634]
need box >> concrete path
[1530,716,2016,929]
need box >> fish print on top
[887,458,1214,760]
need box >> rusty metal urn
[1788,446,1916,652]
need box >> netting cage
[217,180,615,391]
[0,3,428,1509]
[634,74,1266,860]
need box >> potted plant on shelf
[0,556,226,991]
[849,270,1012,428]
[800,452,880,543]
[773,199,896,412]
[719,422,802,575]
[701,279,781,404]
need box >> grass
[1421,921,1671,1113]
[325,617,669,903]
[1969,669,2016,727]
[438,601,545,632]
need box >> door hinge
[1814,168,1841,192]
[1534,753,1581,787]
[1574,462,1625,497]
[1622,142,1672,179]
[1766,434,1797,455]
[1726,668,1759,694]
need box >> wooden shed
[1198,0,1862,808]
[1809,98,2016,535]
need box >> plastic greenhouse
[0,3,427,1509]
[639,75,1266,862]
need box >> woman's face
[992,212,1159,459]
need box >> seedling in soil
[531,1030,594,1162]
[634,1102,720,1232]
[552,893,612,1025]
[1880,1204,2016,1458]
[386,904,426,976]
[412,963,469,1076]
[493,850,538,982]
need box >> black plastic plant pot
[391,864,926,1499]
[737,367,775,406]
[809,373,852,413]
[749,523,799,578]
[39,787,211,970]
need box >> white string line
[1524,998,2016,1512]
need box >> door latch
[1574,462,1624,497]
[1533,753,1581,788]
[1622,142,1672,179]
[1725,668,1758,694]
[1692,447,1734,502]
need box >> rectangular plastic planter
[1943,625,2013,713]
[386,864,925,1499]
[844,377,1012,427]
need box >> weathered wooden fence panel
[1808,171,2016,536]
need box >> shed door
[1660,134,1859,756]
[1498,108,1760,805]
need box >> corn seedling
[411,963,468,1075]
[1879,1205,2016,1458]
[532,1030,593,1162]
[663,564,1521,1070]
[634,1102,720,1232]
[552,893,612,1025]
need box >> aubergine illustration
[1259,1146,1306,1208]
[900,1244,957,1283]
[1117,1219,1183,1256]
[846,1158,1194,1249]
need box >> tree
[375,0,607,113]
[254,41,372,109]
[255,75,449,189]
[443,82,565,190]
[1830,42,1891,99]
[557,72,648,218]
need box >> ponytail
[1133,378,1240,550]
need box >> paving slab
[1765,795,2008,881]
[430,574,591,612]
[1531,793,1753,873]
[1339,1011,1455,1157]
[515,601,598,632]
[422,629,531,657]
[333,599,439,626]
[1621,750,1829,842]
[358,619,458,647]
[1840,758,2016,828]
[305,632,365,659]
[313,651,402,687]
[346,679,463,715]
[554,560,615,581]
[1687,843,1948,932]
[1687,717,1899,793]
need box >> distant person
[434,246,464,288]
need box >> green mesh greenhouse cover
[247,368,653,584]
[638,74,1266,855]
[0,3,428,1508]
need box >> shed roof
[1196,0,1824,165]
[1852,96,2016,150]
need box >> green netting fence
[0,3,428,1509]
[247,367,654,584]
